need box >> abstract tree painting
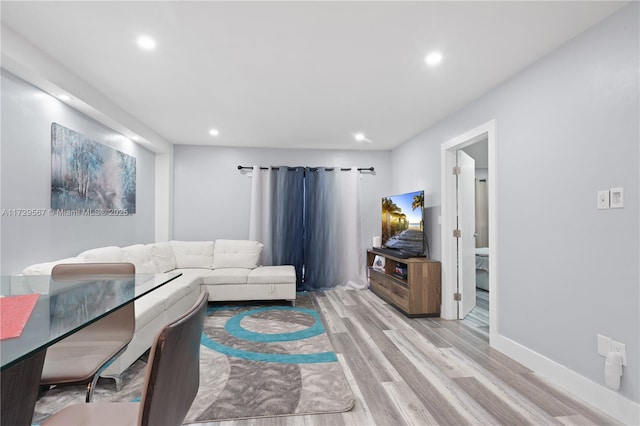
[51,123,136,213]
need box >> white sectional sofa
[21,240,296,382]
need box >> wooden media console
[366,249,441,317]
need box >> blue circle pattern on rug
[200,306,337,364]
[225,306,325,342]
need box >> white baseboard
[491,334,640,425]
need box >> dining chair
[43,290,208,426]
[41,262,136,402]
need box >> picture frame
[372,255,385,272]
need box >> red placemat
[0,294,40,340]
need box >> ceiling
[0,1,627,151]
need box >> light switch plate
[610,187,624,208]
[597,191,610,209]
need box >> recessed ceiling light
[354,133,372,143]
[137,35,156,51]
[58,94,71,101]
[425,51,443,66]
[209,128,220,137]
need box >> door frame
[440,120,497,339]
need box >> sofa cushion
[202,268,250,285]
[247,265,296,284]
[122,244,157,273]
[172,269,206,291]
[157,280,196,311]
[134,270,202,329]
[212,240,262,269]
[22,257,85,276]
[133,294,165,330]
[77,246,123,263]
[150,242,176,273]
[170,241,214,269]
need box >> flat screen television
[379,190,426,258]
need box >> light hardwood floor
[463,289,489,339]
[189,289,619,426]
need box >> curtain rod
[237,165,374,172]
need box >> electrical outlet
[611,340,627,366]
[597,335,627,366]
[597,191,610,209]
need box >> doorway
[440,120,497,342]
[460,141,490,334]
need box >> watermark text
[1,208,130,217]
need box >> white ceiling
[0,1,627,151]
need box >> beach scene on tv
[381,190,424,255]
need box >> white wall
[392,2,639,412]
[173,145,391,253]
[391,131,443,261]
[0,70,157,274]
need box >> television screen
[381,190,425,256]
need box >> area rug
[33,292,354,424]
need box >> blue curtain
[303,168,338,290]
[252,166,364,291]
[269,167,305,286]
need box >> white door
[457,150,476,319]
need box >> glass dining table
[0,272,182,426]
